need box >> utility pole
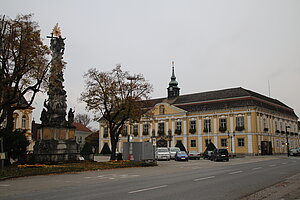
[286,126,290,157]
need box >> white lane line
[0,184,10,187]
[84,177,92,179]
[269,164,276,167]
[229,170,243,175]
[194,176,215,181]
[128,185,168,194]
[282,163,287,165]
[192,167,202,169]
[252,167,262,170]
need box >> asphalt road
[0,156,299,200]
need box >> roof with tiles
[145,87,297,118]
[72,122,92,132]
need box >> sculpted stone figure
[40,108,49,125]
[68,108,75,125]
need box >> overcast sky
[2,0,300,129]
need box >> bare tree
[0,14,50,134]
[81,65,153,160]
[74,113,91,127]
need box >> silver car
[156,147,171,160]
[169,147,180,159]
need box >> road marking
[229,171,243,175]
[0,184,10,187]
[282,163,287,165]
[269,164,276,167]
[128,185,168,194]
[252,167,262,170]
[192,167,202,169]
[194,176,216,181]
[84,177,92,179]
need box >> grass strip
[0,161,157,180]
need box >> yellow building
[1,98,34,152]
[99,66,299,155]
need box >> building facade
[99,66,299,155]
[1,106,34,152]
[73,122,93,151]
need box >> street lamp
[286,125,290,157]
[227,131,235,153]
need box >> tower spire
[171,61,175,79]
[167,61,180,98]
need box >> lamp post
[286,125,290,157]
[227,131,235,153]
[126,76,137,161]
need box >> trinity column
[34,24,79,162]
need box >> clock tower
[167,61,180,98]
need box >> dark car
[175,151,189,161]
[211,148,229,162]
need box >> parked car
[211,148,229,162]
[188,151,201,160]
[289,148,300,156]
[175,151,189,161]
[169,147,181,159]
[202,150,214,160]
[156,147,170,161]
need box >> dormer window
[159,105,165,115]
[22,115,27,129]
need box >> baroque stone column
[34,24,79,162]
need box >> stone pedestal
[33,126,79,163]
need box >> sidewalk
[242,172,300,200]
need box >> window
[22,116,27,129]
[190,120,196,130]
[205,139,212,147]
[103,127,108,138]
[133,124,138,134]
[236,116,244,127]
[176,121,182,130]
[280,122,283,131]
[219,118,227,132]
[238,138,245,147]
[143,124,149,135]
[124,125,128,135]
[159,105,165,115]
[191,140,196,147]
[204,119,211,132]
[263,119,267,129]
[220,139,227,147]
[275,121,278,131]
[220,118,227,128]
[158,122,165,135]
